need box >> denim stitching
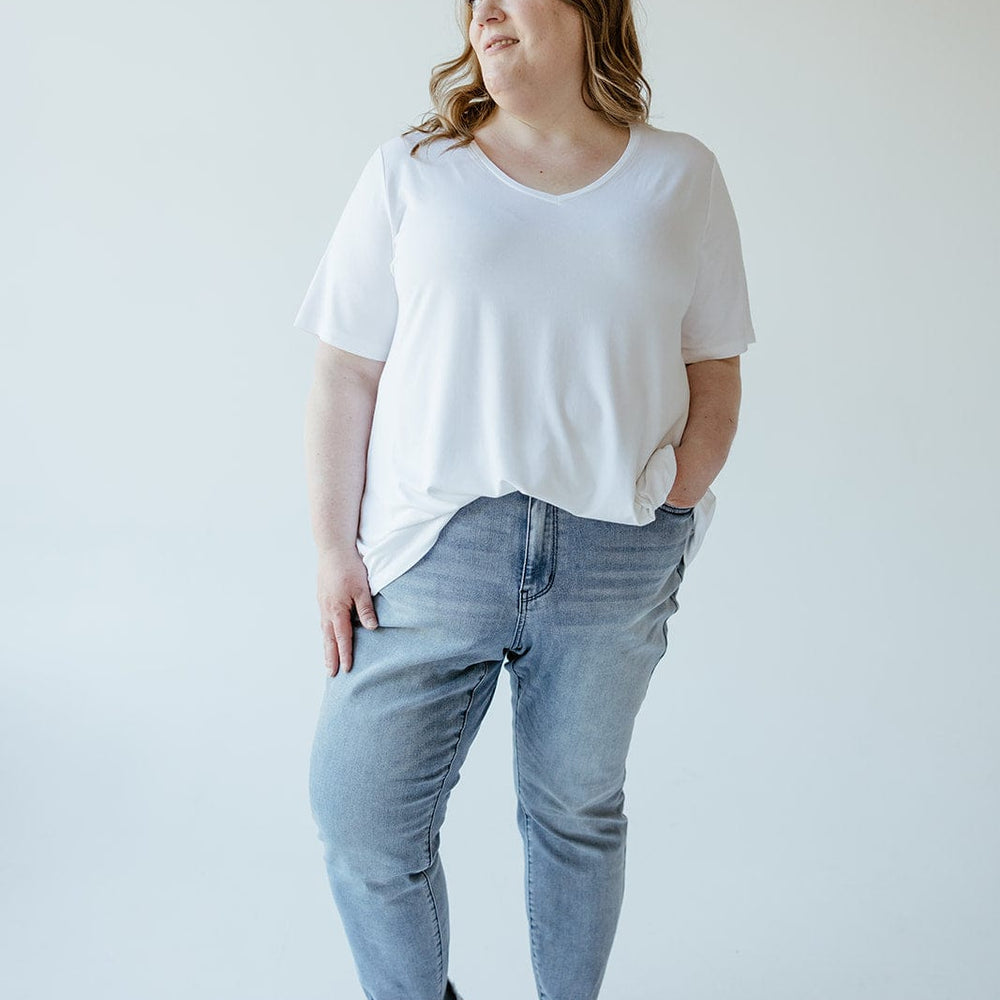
[525,502,558,602]
[422,663,494,994]
[509,498,534,649]
[660,554,687,651]
[419,868,445,996]
[512,669,545,996]
[426,664,494,867]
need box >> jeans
[308,491,695,1000]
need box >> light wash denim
[309,490,695,1000]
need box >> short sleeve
[680,154,756,364]
[292,146,398,362]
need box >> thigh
[308,497,522,873]
[308,643,504,875]
[505,506,693,805]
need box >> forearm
[666,357,743,506]
[304,371,378,555]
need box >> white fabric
[293,122,756,597]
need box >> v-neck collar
[467,123,641,204]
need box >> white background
[2,1,998,998]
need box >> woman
[294,2,756,998]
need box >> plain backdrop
[2,1,998,998]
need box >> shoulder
[376,129,461,171]
[636,122,718,173]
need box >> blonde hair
[402,0,652,157]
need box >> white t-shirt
[293,122,756,597]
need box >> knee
[521,761,629,833]
[309,763,433,882]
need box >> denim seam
[419,869,445,996]
[425,664,494,867]
[524,503,558,603]
[512,668,546,997]
[661,553,687,651]
[516,498,533,595]
[510,499,534,650]
[422,663,494,996]
[511,502,558,652]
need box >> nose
[472,1,504,26]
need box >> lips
[485,37,518,52]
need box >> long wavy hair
[402,0,652,157]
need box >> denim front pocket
[657,501,695,515]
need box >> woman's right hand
[317,545,379,677]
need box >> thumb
[355,595,379,630]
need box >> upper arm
[292,146,399,365]
[686,355,740,369]
[314,339,385,390]
[680,154,756,365]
